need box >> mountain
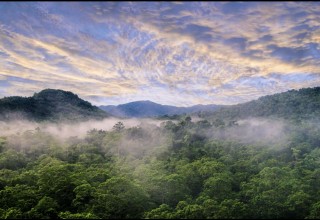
[0,89,108,121]
[2,87,319,122]
[201,87,320,121]
[99,101,221,118]
[101,86,320,119]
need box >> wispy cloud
[0,2,319,106]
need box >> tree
[307,202,320,219]
[112,122,125,132]
[0,184,40,213]
[92,176,149,219]
[72,183,94,212]
[3,208,22,219]
[202,172,233,201]
[37,158,76,210]
[58,211,99,219]
[0,150,27,170]
[241,167,309,219]
[174,201,204,219]
[28,196,59,219]
[215,199,248,219]
[144,204,174,219]
[0,137,6,153]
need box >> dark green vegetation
[99,101,220,118]
[0,86,320,219]
[201,87,320,122]
[0,89,108,122]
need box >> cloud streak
[0,2,320,106]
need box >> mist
[0,118,166,139]
[218,118,290,145]
[187,117,292,147]
[0,117,174,161]
[0,116,314,158]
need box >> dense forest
[0,87,320,219]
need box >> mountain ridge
[1,86,320,121]
[0,89,108,122]
[201,87,320,121]
[99,101,221,118]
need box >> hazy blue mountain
[100,86,319,121]
[99,101,221,118]
[0,89,108,121]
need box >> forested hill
[202,87,320,121]
[0,89,108,121]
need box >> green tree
[0,184,40,213]
[37,158,76,210]
[28,196,59,219]
[174,200,204,219]
[58,211,99,219]
[0,150,27,170]
[72,183,94,212]
[241,167,309,218]
[144,204,174,219]
[92,176,149,219]
[3,208,22,219]
[307,202,320,219]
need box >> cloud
[224,37,248,51]
[0,2,320,106]
[0,75,7,80]
[267,43,320,65]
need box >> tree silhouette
[112,121,125,132]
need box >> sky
[0,2,320,107]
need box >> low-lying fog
[0,116,308,147]
[0,118,165,139]
[218,118,289,145]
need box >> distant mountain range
[0,89,108,121]
[99,101,221,118]
[1,87,319,122]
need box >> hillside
[100,101,220,118]
[2,87,319,122]
[201,87,320,122]
[0,89,108,121]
